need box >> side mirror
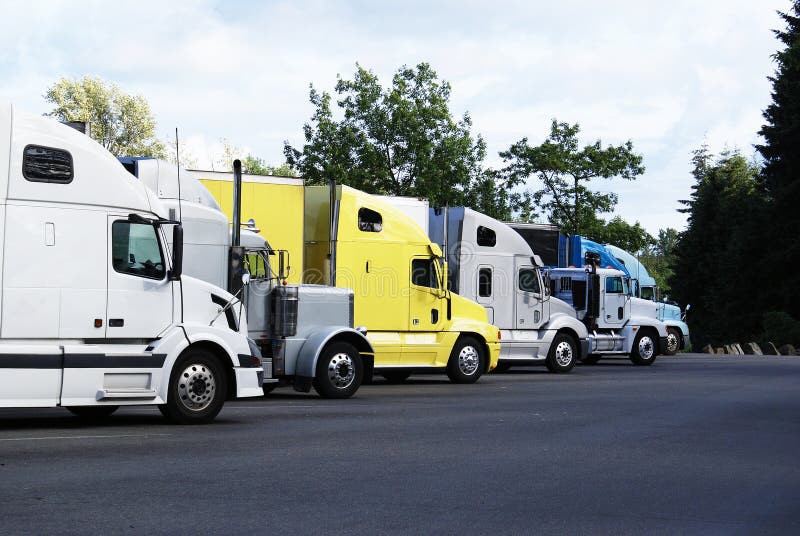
[170,225,184,281]
[242,270,250,285]
[685,304,691,312]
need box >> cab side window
[23,145,74,183]
[358,208,382,232]
[112,221,166,279]
[476,225,496,247]
[519,268,541,293]
[606,277,624,293]
[411,258,437,289]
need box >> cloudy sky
[0,0,791,234]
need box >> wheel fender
[294,327,374,379]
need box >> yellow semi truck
[198,173,500,383]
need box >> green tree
[584,215,654,254]
[639,228,679,295]
[757,1,800,319]
[498,120,644,234]
[671,148,765,348]
[44,76,165,158]
[284,63,503,217]
[216,139,297,176]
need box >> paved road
[1,354,799,534]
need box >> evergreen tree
[671,148,765,348]
[757,1,800,318]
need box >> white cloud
[0,0,792,234]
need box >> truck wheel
[545,333,577,373]
[66,406,119,419]
[160,348,227,424]
[380,370,413,383]
[664,328,681,355]
[581,354,601,365]
[446,337,486,384]
[313,342,362,399]
[630,331,658,366]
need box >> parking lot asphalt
[1,354,799,535]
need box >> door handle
[109,319,124,327]
[431,309,439,324]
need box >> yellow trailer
[197,171,305,284]
[203,175,500,383]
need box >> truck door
[106,217,174,338]
[405,256,444,364]
[603,275,626,327]
[515,264,545,329]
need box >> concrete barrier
[747,342,763,356]
[779,344,797,356]
[715,347,725,354]
[702,344,715,354]
[764,342,779,355]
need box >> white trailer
[0,103,263,423]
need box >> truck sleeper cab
[548,263,669,366]
[120,157,373,399]
[0,104,263,423]
[425,207,590,373]
[304,185,501,384]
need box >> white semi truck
[0,103,264,423]
[548,254,670,365]
[119,157,374,398]
[384,200,590,372]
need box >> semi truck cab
[304,185,501,384]
[549,259,669,366]
[0,104,263,423]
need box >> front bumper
[579,339,590,360]
[487,342,501,371]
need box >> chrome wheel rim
[327,353,355,389]
[666,332,679,353]
[638,336,655,360]
[554,341,574,367]
[458,345,480,376]
[177,363,216,411]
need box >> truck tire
[630,330,658,366]
[313,342,362,399]
[545,333,577,373]
[380,370,413,383]
[664,327,681,355]
[581,354,601,365]
[66,406,119,420]
[446,336,486,384]
[159,348,227,424]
